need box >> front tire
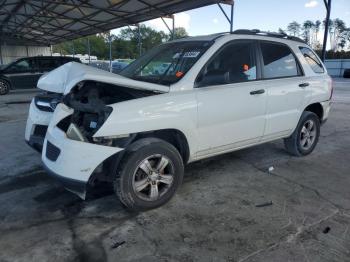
[0,79,10,95]
[284,111,320,156]
[114,138,184,211]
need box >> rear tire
[0,79,10,95]
[284,111,320,157]
[114,138,184,211]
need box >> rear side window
[37,58,59,71]
[299,47,324,73]
[260,42,300,79]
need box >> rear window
[299,47,324,73]
[260,42,301,79]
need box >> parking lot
[0,78,349,262]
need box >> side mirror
[198,70,230,87]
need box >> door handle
[250,89,265,95]
[299,82,309,88]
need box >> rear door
[258,41,306,140]
[195,40,267,157]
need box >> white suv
[25,30,332,210]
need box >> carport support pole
[87,37,91,64]
[138,24,142,57]
[217,2,235,33]
[230,3,234,33]
[172,15,175,40]
[0,43,2,65]
[322,0,331,62]
[109,34,112,72]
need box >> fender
[94,90,199,160]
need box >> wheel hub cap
[149,172,159,182]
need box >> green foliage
[286,19,350,51]
[52,25,188,60]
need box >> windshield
[119,41,213,85]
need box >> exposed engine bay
[59,81,159,141]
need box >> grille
[46,141,61,161]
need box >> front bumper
[25,99,53,152]
[43,162,87,198]
[42,103,123,199]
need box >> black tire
[0,79,10,95]
[284,111,320,157]
[114,138,184,211]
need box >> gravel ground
[0,80,349,262]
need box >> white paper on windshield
[183,51,200,58]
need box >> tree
[314,20,321,41]
[287,21,301,36]
[51,25,195,60]
[118,25,166,57]
[278,28,286,35]
[173,27,188,39]
[302,20,315,45]
[323,18,349,51]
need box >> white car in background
[25,30,332,211]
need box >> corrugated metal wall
[0,45,51,65]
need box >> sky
[112,0,350,48]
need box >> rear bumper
[320,100,331,124]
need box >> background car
[89,61,110,71]
[111,61,130,74]
[0,56,81,95]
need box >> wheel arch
[132,129,190,164]
[0,77,11,88]
[304,103,323,121]
[89,128,190,185]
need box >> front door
[5,58,38,89]
[195,40,267,158]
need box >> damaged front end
[42,81,160,199]
[59,81,157,143]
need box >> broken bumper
[25,99,52,152]
[42,162,87,198]
[42,104,123,199]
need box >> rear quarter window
[299,47,324,73]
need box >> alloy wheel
[299,119,317,150]
[0,80,9,95]
[132,154,175,201]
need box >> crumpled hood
[37,62,169,94]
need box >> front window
[7,58,34,73]
[119,41,213,85]
[196,41,257,87]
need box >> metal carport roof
[0,0,232,45]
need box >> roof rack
[232,29,305,43]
